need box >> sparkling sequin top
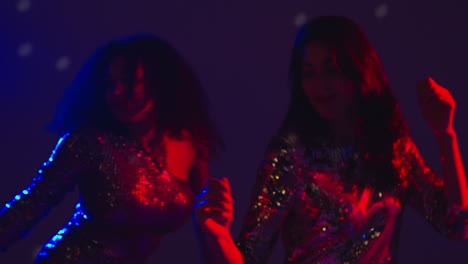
[0,128,195,263]
[236,133,468,264]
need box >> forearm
[435,129,468,208]
[207,234,243,264]
[196,227,244,264]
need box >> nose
[125,100,133,108]
[121,84,138,102]
[317,73,333,93]
[124,94,141,109]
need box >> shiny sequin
[0,128,194,263]
[237,134,468,264]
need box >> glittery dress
[0,128,194,263]
[236,133,468,264]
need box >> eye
[327,68,339,75]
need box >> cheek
[133,82,147,101]
[335,80,355,105]
[106,90,121,111]
[301,79,318,100]
[302,85,316,109]
[106,93,127,116]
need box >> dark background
[0,0,467,263]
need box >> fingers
[193,178,234,230]
[416,78,434,96]
[417,77,451,94]
[418,89,454,107]
[207,177,231,193]
[194,211,230,225]
[417,76,454,103]
[193,209,231,233]
[195,199,231,213]
[194,177,233,214]
[195,177,231,199]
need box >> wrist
[204,229,232,242]
[433,127,456,142]
[196,226,230,242]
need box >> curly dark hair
[48,34,223,157]
[280,16,409,191]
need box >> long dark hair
[280,16,409,191]
[48,34,223,158]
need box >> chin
[316,111,336,120]
[113,109,153,124]
[113,113,144,123]
[116,117,139,124]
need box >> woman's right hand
[193,177,233,240]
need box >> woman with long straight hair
[194,16,468,264]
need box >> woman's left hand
[416,76,456,135]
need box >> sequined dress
[236,133,468,264]
[0,128,194,263]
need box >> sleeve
[236,136,299,263]
[0,131,95,251]
[405,138,468,239]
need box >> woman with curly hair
[0,34,222,263]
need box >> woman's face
[301,41,355,121]
[106,57,156,123]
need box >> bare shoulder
[163,129,197,182]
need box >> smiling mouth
[316,95,337,104]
